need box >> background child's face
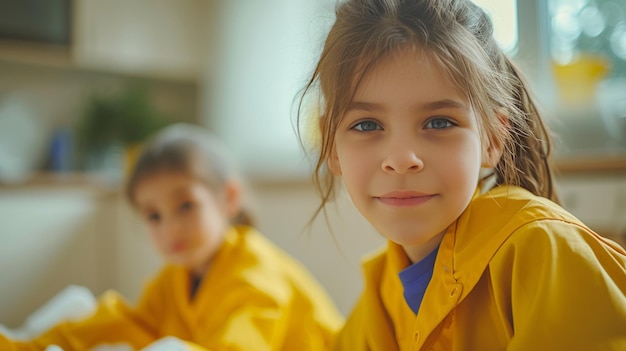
[133,171,234,275]
[329,48,486,262]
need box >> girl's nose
[163,218,184,240]
[381,139,424,174]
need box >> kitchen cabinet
[73,0,211,82]
[0,0,211,82]
[0,187,113,327]
[0,183,160,328]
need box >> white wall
[201,0,335,181]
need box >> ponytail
[497,56,559,204]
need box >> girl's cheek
[149,227,166,245]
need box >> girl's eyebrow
[173,186,192,195]
[346,101,382,112]
[138,204,156,214]
[422,99,469,112]
[347,99,469,113]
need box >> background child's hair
[298,0,559,218]
[125,123,255,227]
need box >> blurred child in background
[1,123,343,351]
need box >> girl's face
[133,171,239,276]
[329,48,500,262]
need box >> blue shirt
[398,247,439,314]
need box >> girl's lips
[376,191,436,207]
[170,241,188,253]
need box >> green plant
[77,86,169,153]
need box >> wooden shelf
[554,154,626,175]
[0,172,121,194]
[0,40,72,69]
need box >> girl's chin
[166,251,212,274]
[168,254,195,267]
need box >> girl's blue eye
[425,118,454,129]
[147,213,161,223]
[352,120,381,132]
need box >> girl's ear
[327,145,342,176]
[482,114,508,168]
[319,115,342,176]
[482,137,504,168]
[223,180,242,219]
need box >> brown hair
[297,0,559,219]
[125,123,255,227]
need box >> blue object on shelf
[50,127,73,172]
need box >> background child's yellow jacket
[2,226,344,351]
[334,185,626,351]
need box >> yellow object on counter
[552,53,611,105]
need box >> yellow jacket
[334,185,626,351]
[3,226,344,351]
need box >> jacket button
[450,287,458,297]
[414,331,420,343]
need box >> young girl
[2,123,343,351]
[297,0,626,349]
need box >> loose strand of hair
[502,56,559,204]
